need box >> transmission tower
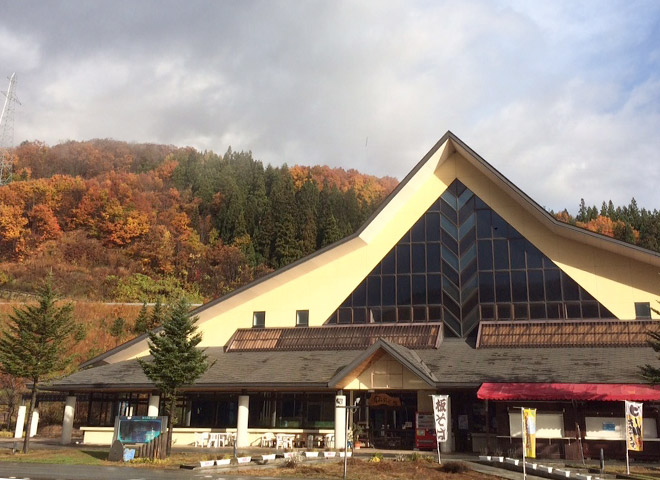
[0,73,20,185]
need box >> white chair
[194,432,209,447]
[261,432,275,447]
[325,433,335,448]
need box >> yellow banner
[523,408,536,458]
[625,401,643,452]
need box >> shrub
[439,461,469,473]
[369,452,383,463]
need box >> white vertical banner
[431,395,449,464]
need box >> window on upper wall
[635,302,652,319]
[296,310,309,327]
[252,311,265,328]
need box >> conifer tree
[147,297,165,331]
[132,301,149,334]
[138,297,211,456]
[0,276,79,453]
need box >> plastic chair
[194,432,209,447]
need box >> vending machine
[415,412,436,450]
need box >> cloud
[2,0,659,211]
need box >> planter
[215,458,231,466]
[339,451,352,458]
[283,452,297,459]
[304,451,319,458]
[505,458,519,466]
[323,451,336,458]
[199,460,215,468]
[260,454,276,461]
[236,456,252,464]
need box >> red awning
[477,383,660,401]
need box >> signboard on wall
[112,416,167,444]
[368,393,401,407]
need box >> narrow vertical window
[296,310,309,327]
[252,311,265,328]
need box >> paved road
[0,463,290,480]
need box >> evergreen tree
[138,297,211,456]
[271,166,302,267]
[0,276,79,453]
[577,198,587,222]
[133,301,149,334]
[295,177,319,256]
[148,297,165,331]
[109,316,126,344]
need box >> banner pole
[437,436,442,464]
[625,400,630,475]
[521,408,527,480]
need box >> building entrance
[361,391,417,449]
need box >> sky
[1,0,659,211]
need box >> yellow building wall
[106,138,660,364]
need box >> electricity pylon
[0,73,20,185]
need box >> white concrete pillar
[440,395,454,453]
[236,395,249,448]
[334,394,346,450]
[61,396,76,444]
[29,410,39,438]
[14,405,26,438]
[147,394,160,417]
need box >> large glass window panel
[367,276,381,305]
[497,304,512,320]
[561,272,580,301]
[492,213,507,238]
[478,240,493,271]
[511,271,528,302]
[479,272,494,302]
[495,272,511,302]
[338,308,352,324]
[411,218,425,242]
[442,245,459,271]
[427,243,441,272]
[530,303,546,319]
[412,275,427,304]
[528,270,545,301]
[477,210,491,238]
[426,213,440,241]
[397,244,410,274]
[493,240,509,270]
[526,242,543,269]
[582,302,599,318]
[412,244,426,273]
[440,198,457,223]
[514,303,529,320]
[545,269,561,301]
[441,215,458,240]
[397,276,411,305]
[428,274,442,304]
[510,238,526,269]
[353,308,367,324]
[480,304,495,320]
[382,276,396,306]
[398,307,411,322]
[429,305,443,321]
[382,249,395,274]
[413,306,428,322]
[382,307,396,323]
[353,282,366,307]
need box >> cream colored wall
[103,138,660,364]
[342,354,432,390]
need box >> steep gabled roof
[327,338,438,388]
[82,131,660,367]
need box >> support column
[147,394,160,417]
[334,393,346,450]
[440,395,454,453]
[61,396,76,444]
[14,405,26,439]
[29,410,39,438]
[236,395,249,448]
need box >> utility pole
[0,73,20,185]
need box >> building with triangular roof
[50,132,660,459]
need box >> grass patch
[0,449,107,465]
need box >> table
[275,433,295,449]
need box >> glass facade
[327,180,615,337]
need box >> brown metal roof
[477,319,660,348]
[225,323,443,352]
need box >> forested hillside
[0,139,397,302]
[554,198,660,253]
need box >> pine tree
[109,317,126,345]
[132,301,149,334]
[0,276,80,453]
[138,297,211,456]
[147,297,165,331]
[640,303,660,383]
